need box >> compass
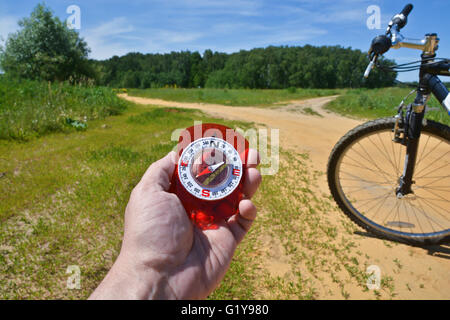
[170,123,249,229]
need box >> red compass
[170,123,249,229]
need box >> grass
[0,99,255,299]
[0,89,394,299]
[0,77,127,141]
[326,87,450,126]
[2,85,431,300]
[127,87,342,107]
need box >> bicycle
[327,4,450,245]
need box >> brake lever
[364,54,378,78]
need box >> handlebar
[401,4,413,16]
[364,4,414,79]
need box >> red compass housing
[169,123,249,229]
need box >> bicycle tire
[327,117,450,245]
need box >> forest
[93,46,397,89]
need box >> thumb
[139,151,177,192]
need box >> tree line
[1,3,397,89]
[95,46,397,89]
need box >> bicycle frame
[395,32,450,197]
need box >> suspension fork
[396,55,434,197]
[395,100,426,197]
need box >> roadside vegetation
[0,76,127,141]
[127,87,341,107]
[326,87,450,126]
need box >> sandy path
[119,94,359,171]
[119,93,449,299]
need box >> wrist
[89,251,177,300]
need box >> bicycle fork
[394,91,429,198]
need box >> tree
[95,45,396,89]
[0,3,94,81]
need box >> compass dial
[178,136,243,201]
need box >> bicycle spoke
[415,196,450,222]
[373,133,399,176]
[408,199,426,234]
[418,175,450,188]
[416,186,450,204]
[413,198,447,232]
[414,151,450,178]
[414,139,445,171]
[340,170,392,185]
[383,199,400,227]
[365,191,393,221]
[356,191,392,209]
[343,184,389,195]
[415,175,450,180]
[354,193,393,205]
[354,141,393,180]
[414,134,431,171]
[341,160,394,178]
[389,130,401,175]
[346,147,389,177]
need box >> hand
[89,149,261,300]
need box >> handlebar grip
[401,4,413,17]
[388,4,414,31]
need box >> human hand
[89,149,261,300]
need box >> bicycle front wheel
[327,117,450,245]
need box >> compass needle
[203,162,227,185]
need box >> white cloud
[156,30,204,43]
[81,15,207,59]
[0,15,19,44]
[81,17,136,59]
[89,17,134,37]
[163,0,262,16]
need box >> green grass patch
[0,77,127,141]
[126,107,196,125]
[326,87,450,126]
[127,88,342,107]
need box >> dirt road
[119,94,362,170]
[119,93,449,299]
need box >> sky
[0,0,449,82]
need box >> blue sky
[1,0,449,81]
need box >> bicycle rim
[333,119,450,242]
